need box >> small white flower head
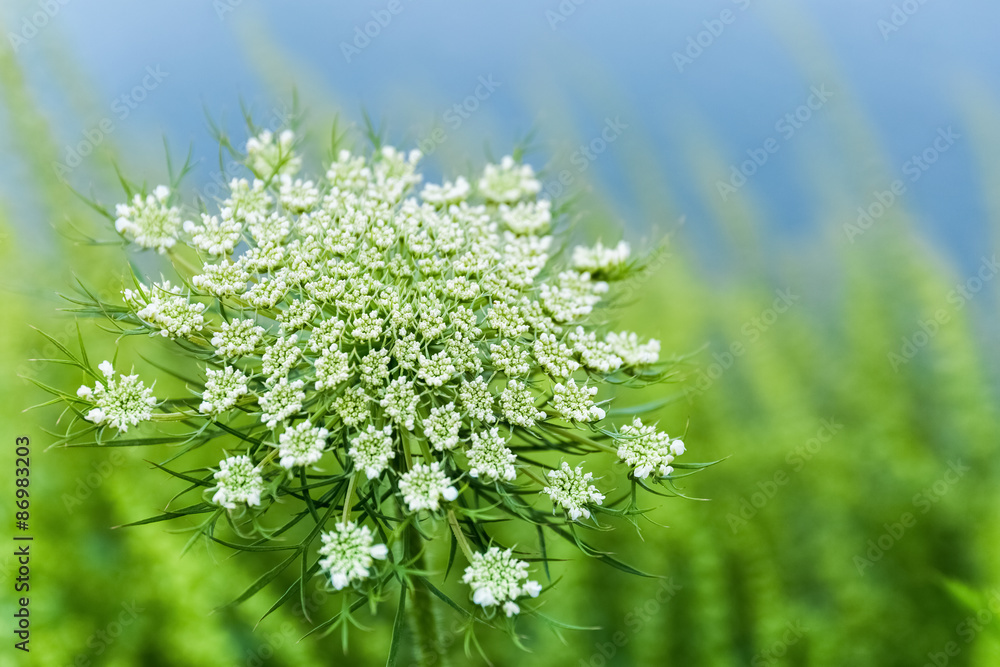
[459,377,495,424]
[318,521,388,590]
[247,213,292,245]
[314,349,351,390]
[398,461,458,513]
[199,366,249,416]
[360,348,391,387]
[423,403,462,451]
[467,428,517,482]
[114,186,182,253]
[241,242,286,274]
[450,306,479,335]
[540,271,606,323]
[262,335,301,383]
[572,240,631,276]
[278,300,319,334]
[490,340,531,377]
[568,326,623,373]
[124,281,206,339]
[417,350,457,387]
[348,425,395,480]
[279,176,320,213]
[442,275,479,301]
[380,377,419,431]
[478,156,541,204]
[499,199,551,236]
[462,547,540,616]
[445,336,482,375]
[391,332,421,369]
[334,385,371,427]
[487,300,529,338]
[192,260,250,297]
[326,149,371,191]
[544,462,605,521]
[617,418,682,478]
[606,331,660,366]
[307,318,347,354]
[77,361,156,432]
[421,177,471,206]
[246,129,300,177]
[223,178,272,225]
[183,212,242,255]
[532,333,580,378]
[212,319,265,358]
[212,455,266,510]
[352,310,385,342]
[550,379,605,423]
[259,378,306,429]
[372,146,422,203]
[245,274,292,310]
[277,421,328,469]
[499,380,545,428]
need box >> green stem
[405,524,450,667]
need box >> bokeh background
[2,1,999,665]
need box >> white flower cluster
[318,521,389,590]
[103,132,684,618]
[212,455,265,509]
[467,428,517,482]
[115,185,181,253]
[124,281,206,339]
[199,366,249,415]
[277,421,329,469]
[398,462,458,512]
[544,462,606,521]
[77,360,156,432]
[462,547,541,617]
[572,240,630,276]
[551,379,605,422]
[617,418,685,478]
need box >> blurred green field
[2,34,1000,667]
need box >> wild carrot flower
[47,121,699,661]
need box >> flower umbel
[76,361,156,432]
[47,121,700,661]
[212,455,265,510]
[318,522,389,590]
[462,547,541,617]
